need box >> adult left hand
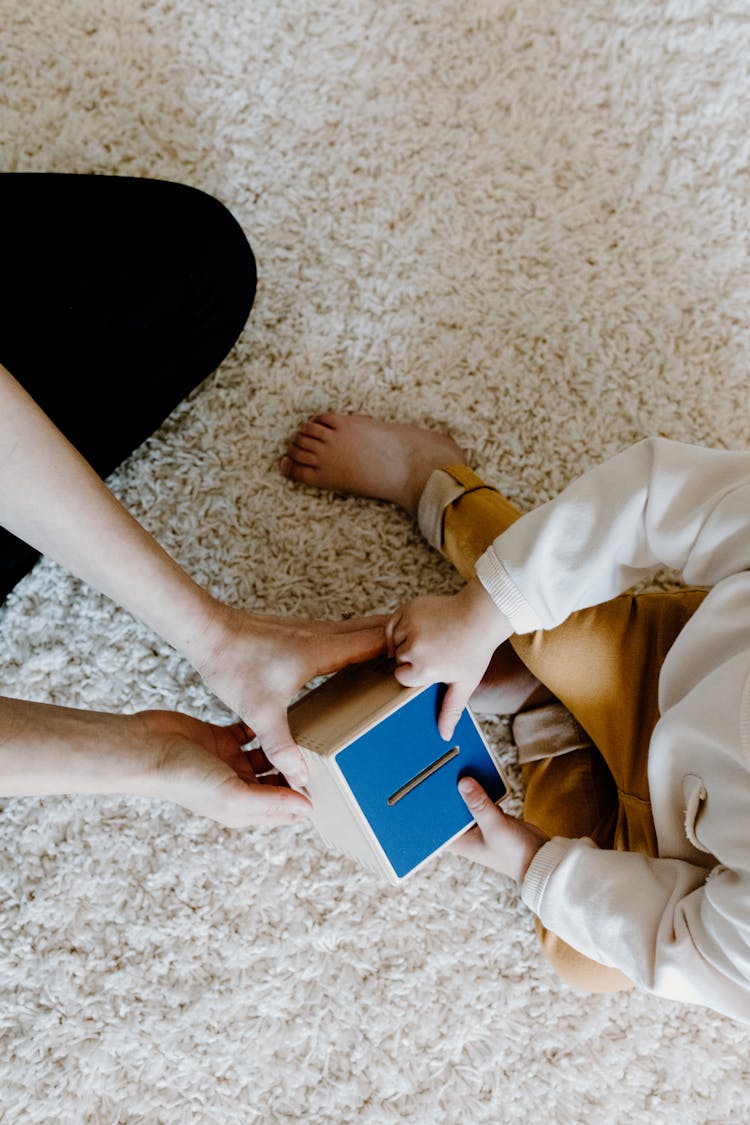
[133,708,312,827]
[0,697,314,828]
[450,777,549,882]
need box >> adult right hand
[190,605,388,791]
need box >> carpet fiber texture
[2,1,750,1121]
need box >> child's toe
[287,443,318,467]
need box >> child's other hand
[450,777,549,883]
[386,578,512,739]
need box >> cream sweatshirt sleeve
[473,436,750,1019]
[475,436,750,633]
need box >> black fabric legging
[0,173,257,602]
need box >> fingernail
[458,778,476,798]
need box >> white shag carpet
[2,1,750,1121]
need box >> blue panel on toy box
[335,684,506,879]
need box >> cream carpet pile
[2,1,750,1121]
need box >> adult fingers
[320,613,391,634]
[256,714,309,789]
[223,721,250,741]
[236,720,257,744]
[244,745,276,776]
[210,776,312,828]
[316,624,387,675]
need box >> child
[281,413,750,1023]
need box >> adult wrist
[0,698,154,798]
[158,584,231,672]
[172,595,242,685]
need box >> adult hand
[0,696,311,827]
[450,777,549,883]
[192,606,388,788]
[386,578,512,739]
[0,365,387,794]
[134,709,311,827]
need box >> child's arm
[475,435,750,634]
[386,580,512,739]
[391,436,750,738]
[451,777,550,881]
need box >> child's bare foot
[470,642,546,716]
[279,413,466,516]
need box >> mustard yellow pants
[437,466,706,993]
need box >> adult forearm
[0,365,388,788]
[0,695,150,797]
[0,364,220,658]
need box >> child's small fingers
[385,613,401,654]
[448,824,485,859]
[438,681,472,740]
[393,661,422,687]
[457,777,504,836]
[392,631,410,660]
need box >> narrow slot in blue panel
[336,685,506,879]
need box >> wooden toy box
[288,657,508,885]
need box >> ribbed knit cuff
[475,550,543,634]
[416,469,467,550]
[521,836,597,914]
[521,838,569,914]
[741,672,750,759]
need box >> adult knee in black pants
[0,174,257,602]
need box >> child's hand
[450,777,549,882]
[386,578,512,739]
